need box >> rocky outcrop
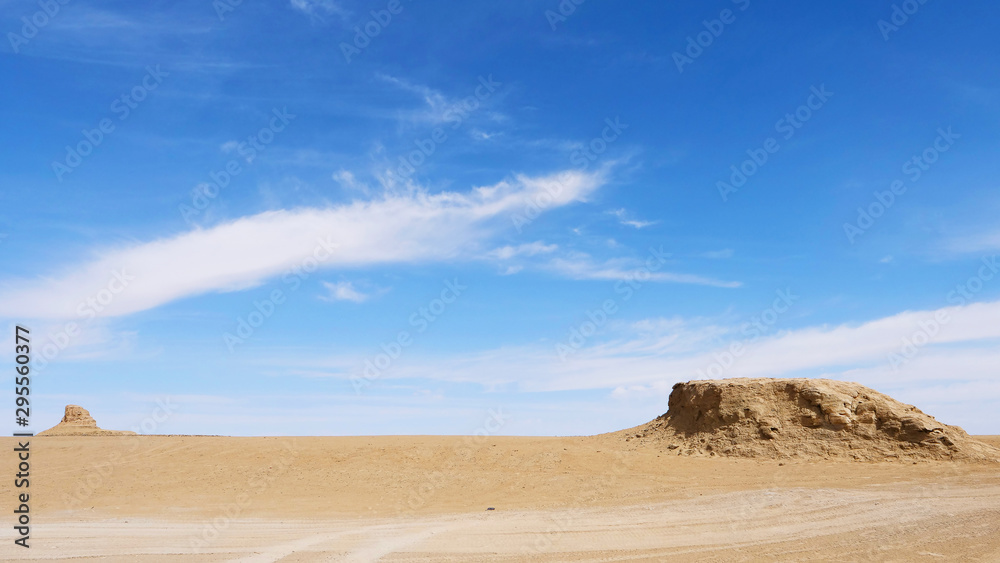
[621,379,1000,461]
[39,405,137,436]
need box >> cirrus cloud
[0,169,603,320]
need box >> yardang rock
[620,378,1000,461]
[39,405,137,436]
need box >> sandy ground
[2,434,999,561]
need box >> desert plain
[3,380,1000,562]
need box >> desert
[5,2,999,561]
[3,380,999,562]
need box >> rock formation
[621,379,1000,461]
[38,405,137,436]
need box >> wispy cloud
[376,73,504,127]
[487,242,558,260]
[547,255,742,288]
[10,6,256,72]
[332,169,371,195]
[289,0,349,21]
[320,281,374,303]
[481,240,741,287]
[0,320,140,367]
[230,298,1000,433]
[471,129,499,141]
[0,169,604,319]
[608,208,657,229]
[287,299,1000,395]
[622,220,656,229]
[44,6,216,38]
[945,231,1000,254]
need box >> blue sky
[2,0,999,436]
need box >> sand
[3,433,1000,561]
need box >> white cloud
[481,241,740,288]
[332,169,370,194]
[376,73,504,127]
[0,170,604,320]
[622,219,656,229]
[275,299,1000,431]
[0,320,140,372]
[487,241,558,260]
[212,298,1000,434]
[945,232,1000,254]
[547,255,742,288]
[320,281,373,303]
[608,207,657,229]
[289,0,348,19]
[376,74,458,125]
[272,300,1000,394]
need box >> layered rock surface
[39,405,137,436]
[621,378,1000,461]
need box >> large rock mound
[621,379,1000,461]
[39,405,137,436]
